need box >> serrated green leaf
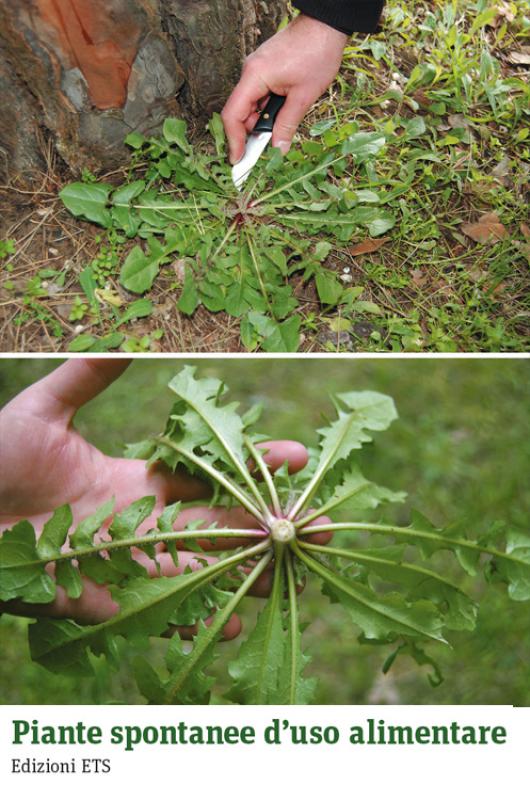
[109,497,156,541]
[0,521,56,603]
[228,560,285,703]
[313,466,406,518]
[228,600,285,703]
[55,559,83,600]
[301,550,445,643]
[167,366,247,472]
[162,625,216,704]
[163,118,192,153]
[37,505,73,560]
[321,544,477,632]
[70,499,115,550]
[208,113,226,156]
[29,571,209,677]
[493,530,530,601]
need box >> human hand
[0,359,330,635]
[222,14,348,164]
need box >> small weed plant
[1,367,529,703]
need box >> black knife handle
[253,93,286,134]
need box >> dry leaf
[507,50,530,66]
[95,288,124,308]
[410,269,425,286]
[461,212,507,244]
[520,222,530,240]
[350,237,389,256]
[492,155,511,178]
[172,258,187,282]
[448,113,469,129]
[412,90,431,108]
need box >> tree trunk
[0,0,288,182]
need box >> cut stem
[163,403,273,527]
[298,541,466,593]
[158,436,266,525]
[164,549,273,702]
[295,480,371,528]
[10,528,268,570]
[210,219,238,262]
[245,231,274,316]
[292,540,446,643]
[244,436,282,518]
[33,541,271,659]
[285,549,299,705]
[297,522,522,567]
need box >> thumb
[271,89,312,154]
[13,358,132,421]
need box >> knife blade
[232,93,286,190]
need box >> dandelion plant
[1,367,529,703]
[59,116,395,351]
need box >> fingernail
[276,140,291,155]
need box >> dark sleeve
[292,0,385,34]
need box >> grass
[0,0,528,353]
[0,357,529,703]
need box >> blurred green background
[0,357,529,705]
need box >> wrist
[291,13,349,48]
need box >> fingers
[165,613,241,642]
[138,549,219,577]
[0,574,121,625]
[221,69,269,164]
[302,515,334,546]
[256,440,309,475]
[220,613,242,640]
[152,439,309,511]
[141,551,243,639]
[245,112,261,132]
[142,551,273,601]
[162,505,266,551]
[271,88,313,154]
[13,358,132,422]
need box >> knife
[232,93,286,190]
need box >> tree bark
[0,0,288,181]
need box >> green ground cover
[0,0,528,352]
